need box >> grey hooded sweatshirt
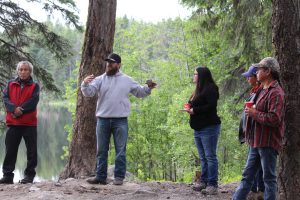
[81,72,151,118]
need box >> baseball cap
[242,64,258,77]
[105,53,121,63]
[254,57,280,73]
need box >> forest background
[0,0,273,184]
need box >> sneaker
[113,177,123,185]
[247,191,257,200]
[19,176,34,184]
[192,182,206,191]
[0,177,14,184]
[86,177,107,185]
[256,191,264,200]
[201,186,218,195]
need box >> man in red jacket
[0,61,40,184]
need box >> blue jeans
[96,117,128,180]
[251,167,264,192]
[194,124,221,187]
[233,147,278,200]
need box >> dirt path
[0,178,238,200]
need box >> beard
[106,68,119,76]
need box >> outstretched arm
[130,79,152,98]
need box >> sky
[11,0,192,25]
[75,0,192,23]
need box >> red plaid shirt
[245,80,285,151]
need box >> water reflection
[0,102,72,182]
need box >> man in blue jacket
[81,53,156,185]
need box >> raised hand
[146,79,157,89]
[83,74,95,84]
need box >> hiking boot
[256,191,264,200]
[201,186,218,195]
[86,177,107,185]
[113,177,124,185]
[192,182,206,191]
[0,176,14,184]
[19,176,34,184]
[247,191,257,200]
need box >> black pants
[2,126,37,178]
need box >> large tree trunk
[272,0,300,199]
[60,0,116,178]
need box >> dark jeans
[2,126,37,178]
[194,124,221,187]
[96,117,128,180]
[251,168,265,192]
[233,147,278,200]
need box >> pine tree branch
[0,0,82,93]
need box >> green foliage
[217,97,248,183]
[180,0,273,94]
[60,61,80,159]
[63,61,80,114]
[28,22,84,92]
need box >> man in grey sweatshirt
[81,53,156,185]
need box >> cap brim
[105,58,117,62]
[242,71,252,77]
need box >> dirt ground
[0,178,239,200]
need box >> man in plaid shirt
[233,57,285,200]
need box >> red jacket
[2,77,40,126]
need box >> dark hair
[270,70,281,86]
[260,67,281,86]
[191,66,219,101]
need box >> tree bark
[272,0,300,199]
[60,0,116,178]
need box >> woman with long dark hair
[186,66,221,195]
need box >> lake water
[0,103,72,182]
